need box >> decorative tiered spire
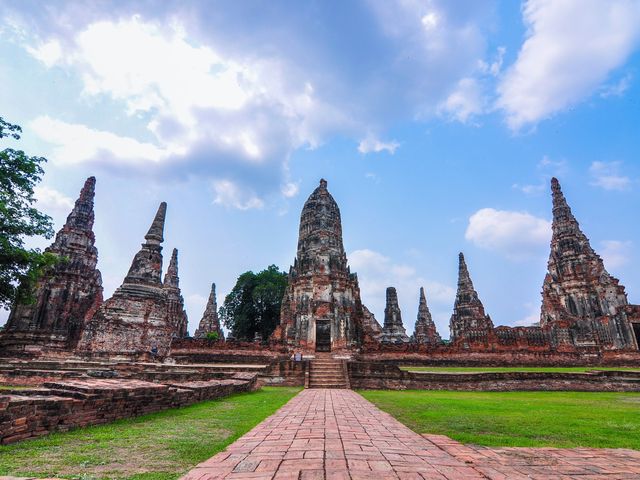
[194,283,224,340]
[541,178,628,329]
[63,176,96,232]
[123,202,167,285]
[163,248,179,289]
[380,287,410,343]
[449,253,493,342]
[413,287,441,345]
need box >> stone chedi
[78,202,186,357]
[164,248,189,339]
[380,287,410,343]
[1,177,103,352]
[449,253,494,345]
[272,179,367,352]
[194,283,224,340]
[540,178,637,349]
[413,287,442,345]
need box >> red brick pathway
[181,389,640,480]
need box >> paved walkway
[181,389,640,480]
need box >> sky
[1,0,639,339]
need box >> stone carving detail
[540,178,636,349]
[194,283,224,340]
[380,287,410,343]
[271,179,366,351]
[1,177,103,352]
[412,287,442,345]
[78,202,183,357]
[449,253,494,344]
[164,248,189,339]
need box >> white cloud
[358,135,400,155]
[348,248,455,335]
[34,185,74,215]
[25,16,348,207]
[26,39,63,68]
[281,182,299,198]
[212,180,264,210]
[538,155,568,176]
[513,302,540,327]
[589,161,632,191]
[497,0,640,129]
[465,208,551,260]
[30,116,170,166]
[600,240,632,269]
[512,182,545,195]
[438,77,485,123]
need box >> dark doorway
[632,323,640,350]
[315,320,331,352]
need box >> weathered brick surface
[194,283,224,340]
[182,389,640,479]
[0,376,256,445]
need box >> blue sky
[1,0,639,338]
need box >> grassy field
[399,366,640,373]
[0,386,300,480]
[360,390,640,449]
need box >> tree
[220,265,287,341]
[0,117,56,309]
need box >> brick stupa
[1,177,103,353]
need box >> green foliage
[0,387,301,479]
[0,116,56,309]
[204,331,219,342]
[360,389,640,449]
[220,265,287,341]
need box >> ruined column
[380,287,410,343]
[413,287,442,345]
[194,283,224,340]
[1,177,103,352]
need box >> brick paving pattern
[181,389,640,480]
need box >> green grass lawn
[360,390,640,449]
[399,366,640,373]
[0,386,300,480]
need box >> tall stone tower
[194,283,224,340]
[272,179,366,352]
[380,287,410,343]
[541,178,636,349]
[413,287,442,345]
[449,253,494,345]
[1,177,103,353]
[163,248,189,339]
[78,202,184,357]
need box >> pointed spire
[418,287,429,316]
[414,287,441,345]
[163,248,179,289]
[145,202,167,245]
[381,286,410,343]
[319,178,327,189]
[194,282,224,340]
[457,252,475,293]
[64,176,96,231]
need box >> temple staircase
[307,355,350,389]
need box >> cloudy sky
[1,0,639,338]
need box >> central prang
[272,179,379,353]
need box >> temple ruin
[412,287,442,345]
[0,177,103,353]
[380,287,410,343]
[194,283,224,340]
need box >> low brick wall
[356,350,640,367]
[0,374,256,445]
[348,362,640,391]
[260,360,307,387]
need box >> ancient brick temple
[194,283,224,340]
[413,287,442,345]
[77,202,188,357]
[271,179,369,353]
[540,178,638,350]
[0,177,103,353]
[380,287,410,343]
[449,253,495,346]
